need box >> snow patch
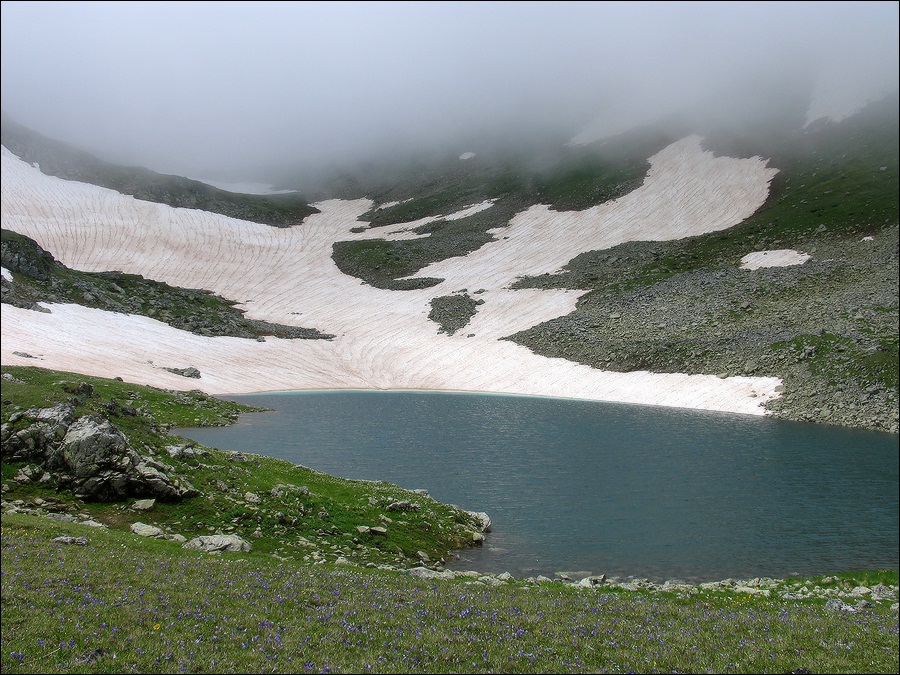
[739,249,810,270]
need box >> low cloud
[2,1,897,184]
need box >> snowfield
[1,136,784,415]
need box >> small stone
[131,498,156,511]
[51,536,88,546]
[131,522,165,538]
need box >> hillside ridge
[1,98,897,432]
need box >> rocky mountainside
[1,93,897,432]
[322,96,899,432]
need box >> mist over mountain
[2,81,897,432]
[2,1,897,184]
[1,1,898,435]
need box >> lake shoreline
[180,390,899,585]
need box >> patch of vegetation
[1,113,318,227]
[333,196,535,289]
[1,229,332,340]
[334,178,625,291]
[333,129,682,288]
[1,366,485,568]
[331,239,444,290]
[775,332,899,392]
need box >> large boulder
[1,403,77,461]
[2,406,196,502]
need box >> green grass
[2,365,898,673]
[774,332,899,391]
[2,513,897,674]
[1,366,484,567]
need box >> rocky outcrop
[2,403,196,502]
[466,510,492,533]
[2,229,334,340]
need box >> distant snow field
[739,249,811,270]
[804,64,894,127]
[1,138,783,416]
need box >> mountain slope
[0,113,319,227]
[1,94,897,432]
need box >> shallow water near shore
[177,390,899,583]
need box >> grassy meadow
[1,366,898,674]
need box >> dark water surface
[177,390,899,583]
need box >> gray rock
[131,498,156,511]
[870,584,896,601]
[824,598,858,613]
[166,444,208,459]
[404,566,456,580]
[478,575,506,586]
[183,534,252,553]
[4,406,197,502]
[2,403,76,461]
[133,459,197,501]
[51,536,88,545]
[130,522,165,538]
[466,510,492,532]
[165,366,201,378]
[387,500,420,512]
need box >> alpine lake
[177,390,899,583]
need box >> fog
[2,1,897,184]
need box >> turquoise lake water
[177,390,899,582]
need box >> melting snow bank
[2,137,782,416]
[1,302,782,415]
